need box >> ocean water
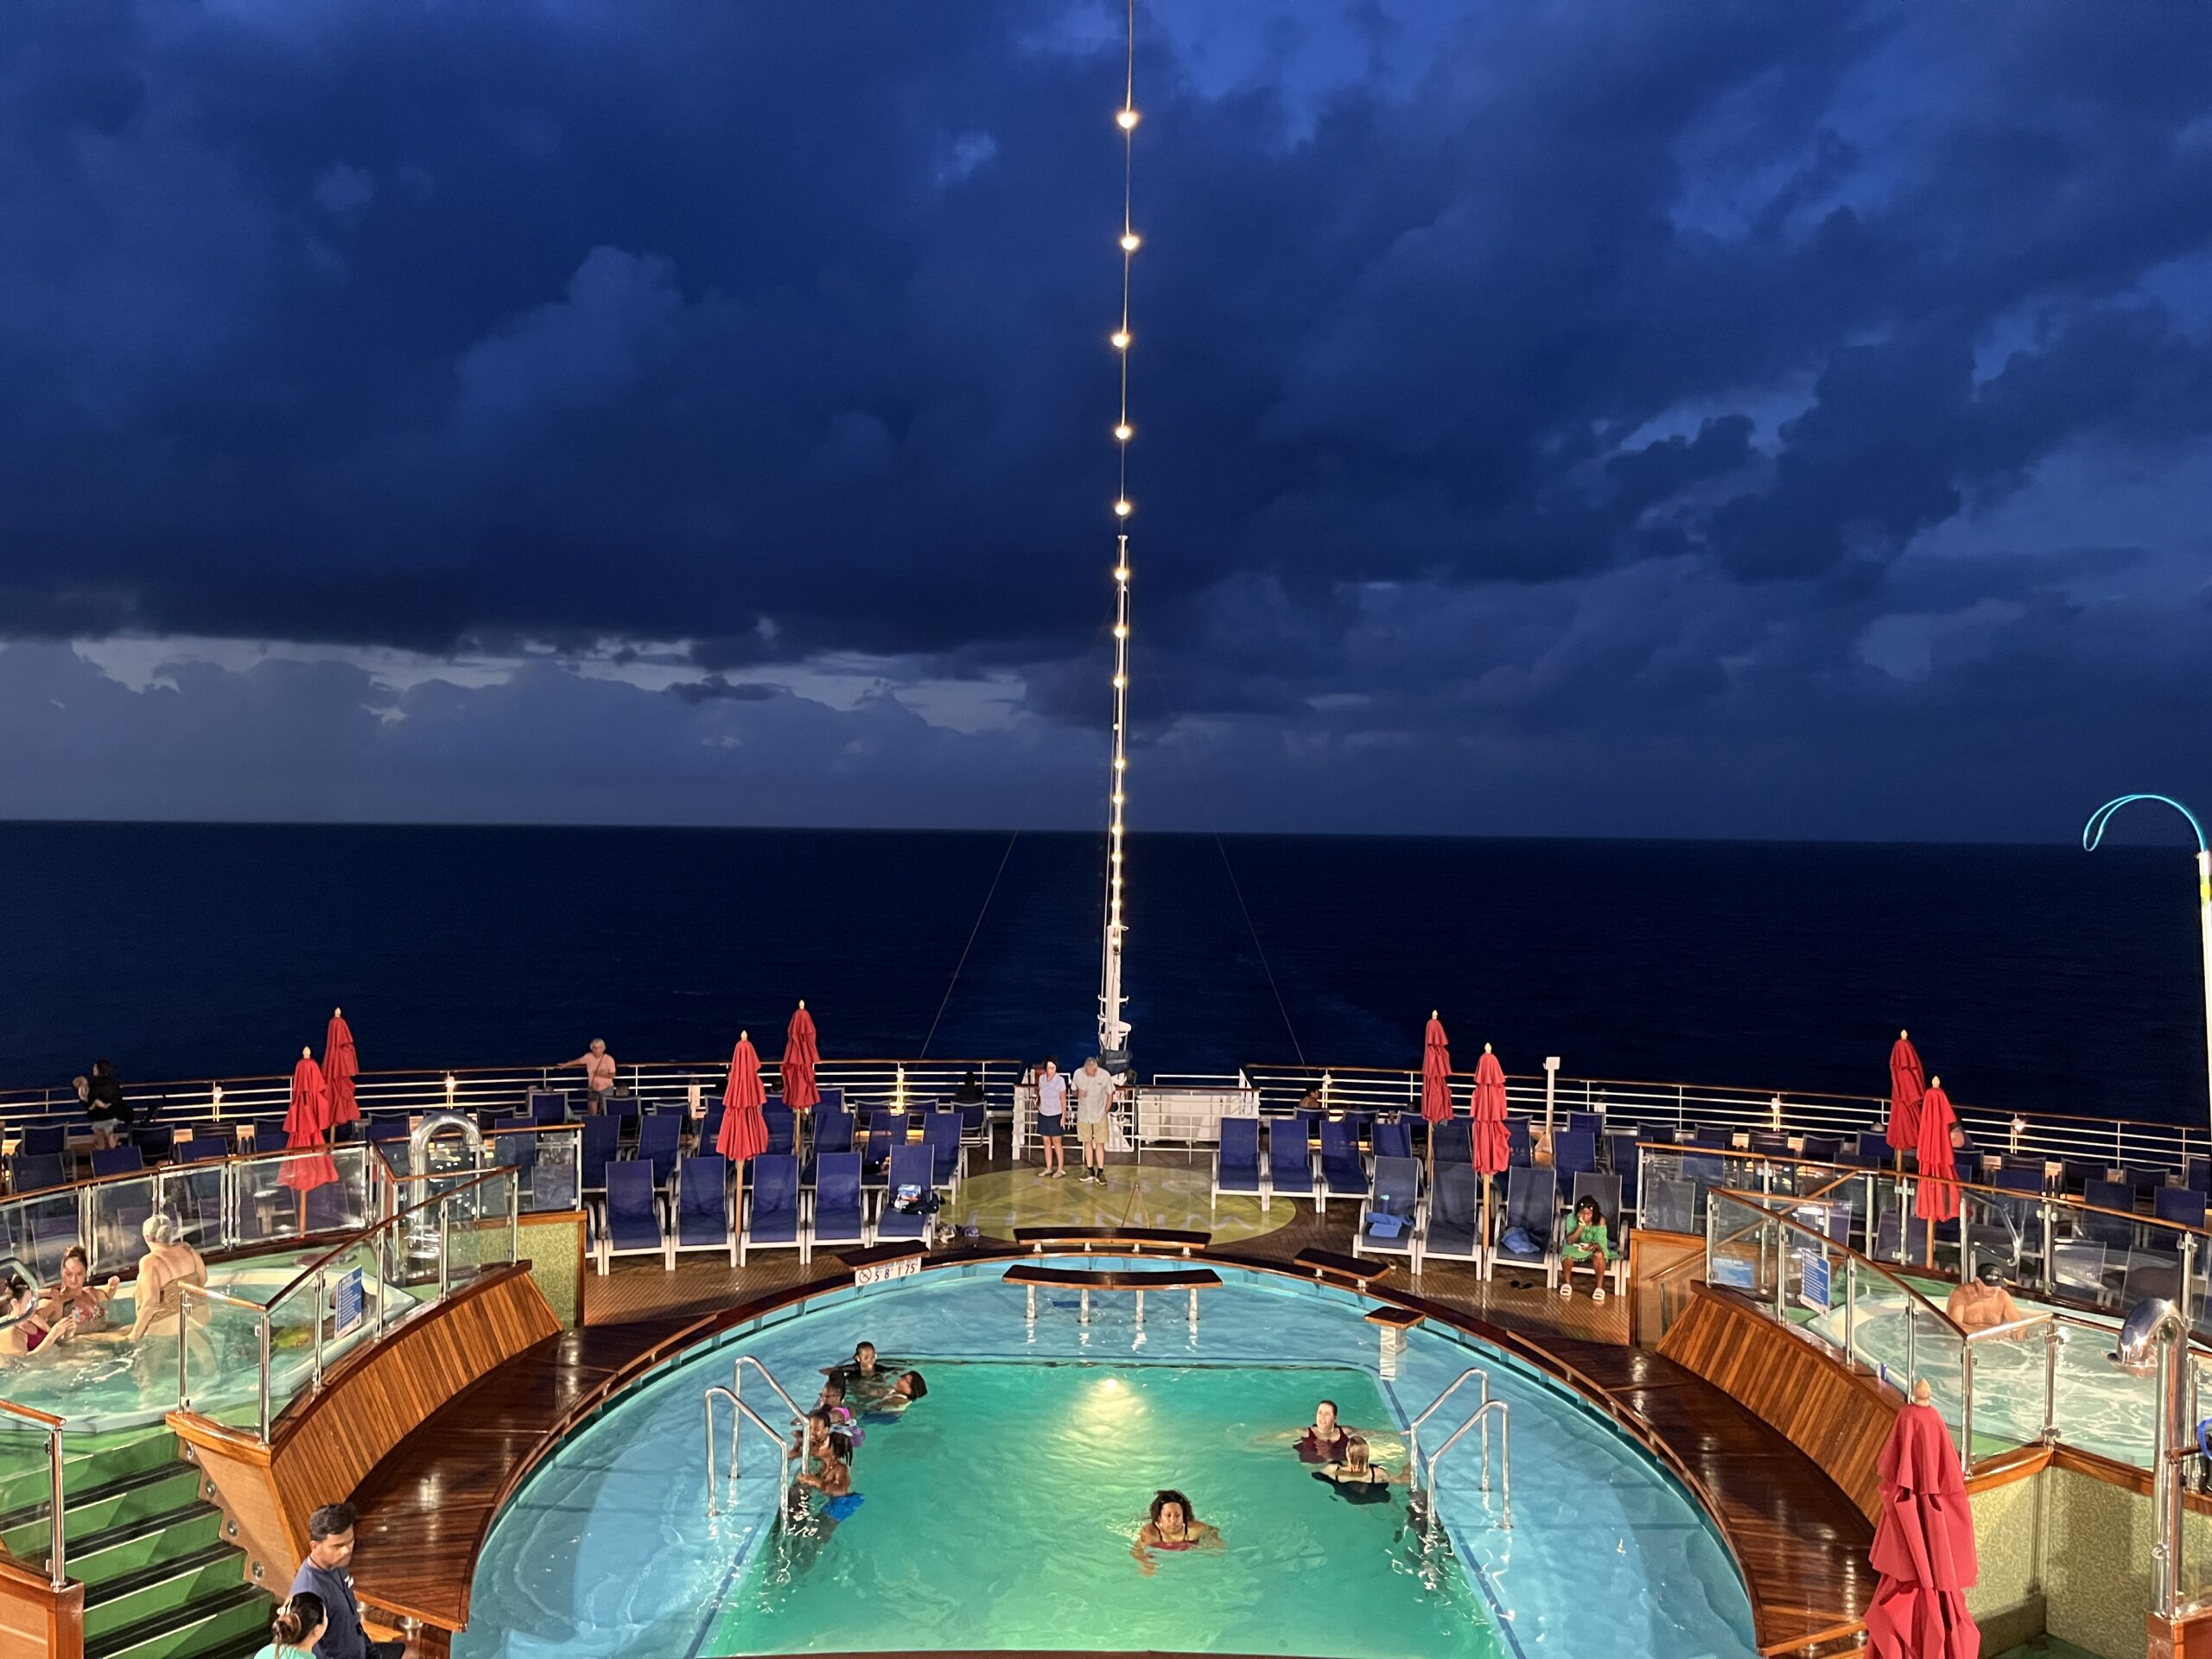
[0,823,2199,1122]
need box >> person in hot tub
[1133,1490,1219,1574]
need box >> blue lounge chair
[530,1090,569,1126]
[11,1154,67,1194]
[764,1103,797,1157]
[697,1101,725,1154]
[2155,1186,2208,1231]
[1265,1122,1314,1212]
[1797,1135,1841,1167]
[875,1144,936,1243]
[810,1152,869,1252]
[1507,1118,1535,1167]
[1421,1164,1483,1270]
[596,1160,667,1274]
[1211,1118,1262,1211]
[1373,1119,1413,1160]
[1431,1119,1471,1165]
[1567,1111,1604,1137]
[1560,1172,1628,1296]
[20,1124,66,1159]
[1355,1155,1422,1265]
[815,1089,844,1116]
[670,1154,737,1267]
[175,1136,230,1165]
[582,1115,619,1205]
[861,1116,899,1183]
[637,1113,682,1187]
[738,1154,802,1265]
[923,1111,963,1192]
[365,1118,410,1148]
[2080,1179,2136,1250]
[91,1146,144,1178]
[1487,1165,1560,1286]
[1551,1129,1598,1180]
[1318,1119,1367,1211]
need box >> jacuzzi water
[0,1253,405,1433]
[1804,1283,2162,1467]
[457,1258,1758,1658]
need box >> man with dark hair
[290,1502,404,1659]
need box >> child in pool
[860,1370,928,1420]
[817,1374,866,1452]
[1132,1490,1219,1575]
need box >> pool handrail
[1407,1365,1492,1497]
[1423,1396,1511,1532]
[702,1384,791,1518]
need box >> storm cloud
[1,0,2208,837]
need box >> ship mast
[1097,0,1139,1074]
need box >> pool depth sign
[854,1254,922,1289]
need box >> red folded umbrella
[1471,1045,1510,1171]
[323,1007,360,1128]
[1420,1013,1454,1125]
[1913,1078,1960,1264]
[782,1001,821,1111]
[1866,1398,1979,1659]
[717,1032,771,1162]
[281,1047,338,1195]
[1886,1030,1926,1155]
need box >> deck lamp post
[2082,796,2212,1145]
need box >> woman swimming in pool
[1314,1436,1402,1504]
[860,1370,929,1419]
[1133,1490,1220,1575]
[1292,1399,1354,1464]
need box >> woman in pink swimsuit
[1132,1490,1220,1575]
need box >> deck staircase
[0,1424,270,1659]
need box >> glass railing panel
[1904,1299,1968,1449]
[517,1126,582,1213]
[155,1161,228,1253]
[1961,1319,2055,1457]
[260,1234,388,1426]
[1706,1192,1778,1306]
[85,1175,161,1279]
[176,1287,270,1434]
[4,1191,89,1286]
[439,1169,518,1287]
[0,1409,60,1586]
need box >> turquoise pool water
[719,1361,1491,1657]
[456,1258,1757,1659]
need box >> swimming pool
[456,1258,1758,1658]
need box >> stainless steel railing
[702,1385,792,1518]
[1420,1397,1511,1534]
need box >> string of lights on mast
[1098,0,1138,1071]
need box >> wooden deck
[347,1150,1871,1658]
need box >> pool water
[717,1361,1491,1657]
[457,1259,1756,1659]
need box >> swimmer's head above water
[1149,1490,1196,1531]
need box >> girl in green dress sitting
[1558,1195,1614,1302]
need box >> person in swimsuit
[827,1340,883,1389]
[861,1370,928,1420]
[1557,1196,1615,1300]
[1315,1436,1402,1503]
[1293,1399,1353,1464]
[817,1375,866,1453]
[1133,1490,1219,1574]
[37,1245,120,1345]
[795,1430,854,1500]
[1947,1263,2028,1335]
[0,1274,49,1359]
[129,1213,208,1341]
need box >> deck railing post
[1961,1342,1976,1474]
[47,1426,66,1591]
[312,1267,327,1391]
[257,1312,272,1442]
[2042,1321,2060,1443]
[1843,1255,1858,1363]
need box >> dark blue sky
[3,0,2209,839]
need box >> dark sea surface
[0,823,2202,1124]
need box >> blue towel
[1500,1226,1537,1256]
[1367,1213,1405,1239]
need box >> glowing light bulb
[1121,232,1141,253]
[1113,499,1132,518]
[1112,793,1124,806]
[1111,852,1122,863]
[1114,756,1127,769]
[1117,108,1140,130]
[1110,329,1131,351]
[1113,624,1128,639]
[1112,675,1125,689]
[1114,423,1133,442]
[1115,566,1130,580]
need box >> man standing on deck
[290,1502,405,1659]
[1072,1056,1118,1186]
[562,1038,617,1114]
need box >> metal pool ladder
[1409,1366,1512,1533]
[702,1355,805,1517]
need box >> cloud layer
[2,0,2208,836]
